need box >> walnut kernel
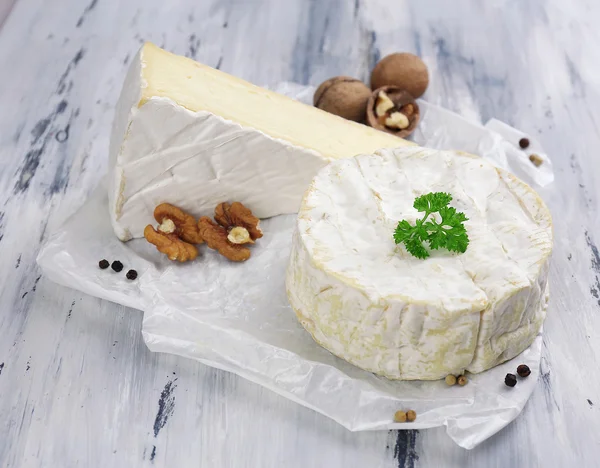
[375,91,395,117]
[145,204,202,262]
[198,217,251,262]
[144,225,198,262]
[366,86,419,138]
[215,202,263,241]
[154,203,204,244]
[384,112,410,130]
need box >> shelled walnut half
[144,203,203,262]
[366,86,420,138]
[214,202,263,244]
[154,203,204,244]
[199,202,263,262]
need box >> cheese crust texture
[286,147,553,380]
[108,43,408,241]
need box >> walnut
[370,53,429,98]
[214,202,263,243]
[154,203,204,244]
[366,86,420,138]
[197,217,251,262]
[197,202,261,261]
[144,203,203,262]
[313,76,372,122]
[143,225,198,262]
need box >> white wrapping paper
[37,84,553,449]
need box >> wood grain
[0,0,16,29]
[0,0,599,466]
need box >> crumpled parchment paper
[37,83,552,449]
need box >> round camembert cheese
[286,147,553,380]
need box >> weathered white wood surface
[0,0,599,466]
[0,1,16,28]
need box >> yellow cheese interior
[140,42,412,159]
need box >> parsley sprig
[393,192,469,259]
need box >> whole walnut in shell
[314,76,372,122]
[370,53,429,99]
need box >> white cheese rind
[109,96,329,240]
[108,43,408,241]
[286,147,553,380]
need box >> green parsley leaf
[413,192,452,213]
[393,220,415,244]
[394,220,429,258]
[437,207,469,253]
[423,221,446,250]
[405,235,430,259]
[393,192,470,259]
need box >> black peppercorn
[517,364,531,378]
[99,259,110,269]
[519,138,530,149]
[111,261,124,272]
[126,269,138,281]
[505,373,517,387]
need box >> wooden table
[1,0,599,466]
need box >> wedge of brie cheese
[109,42,409,241]
[286,147,552,380]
